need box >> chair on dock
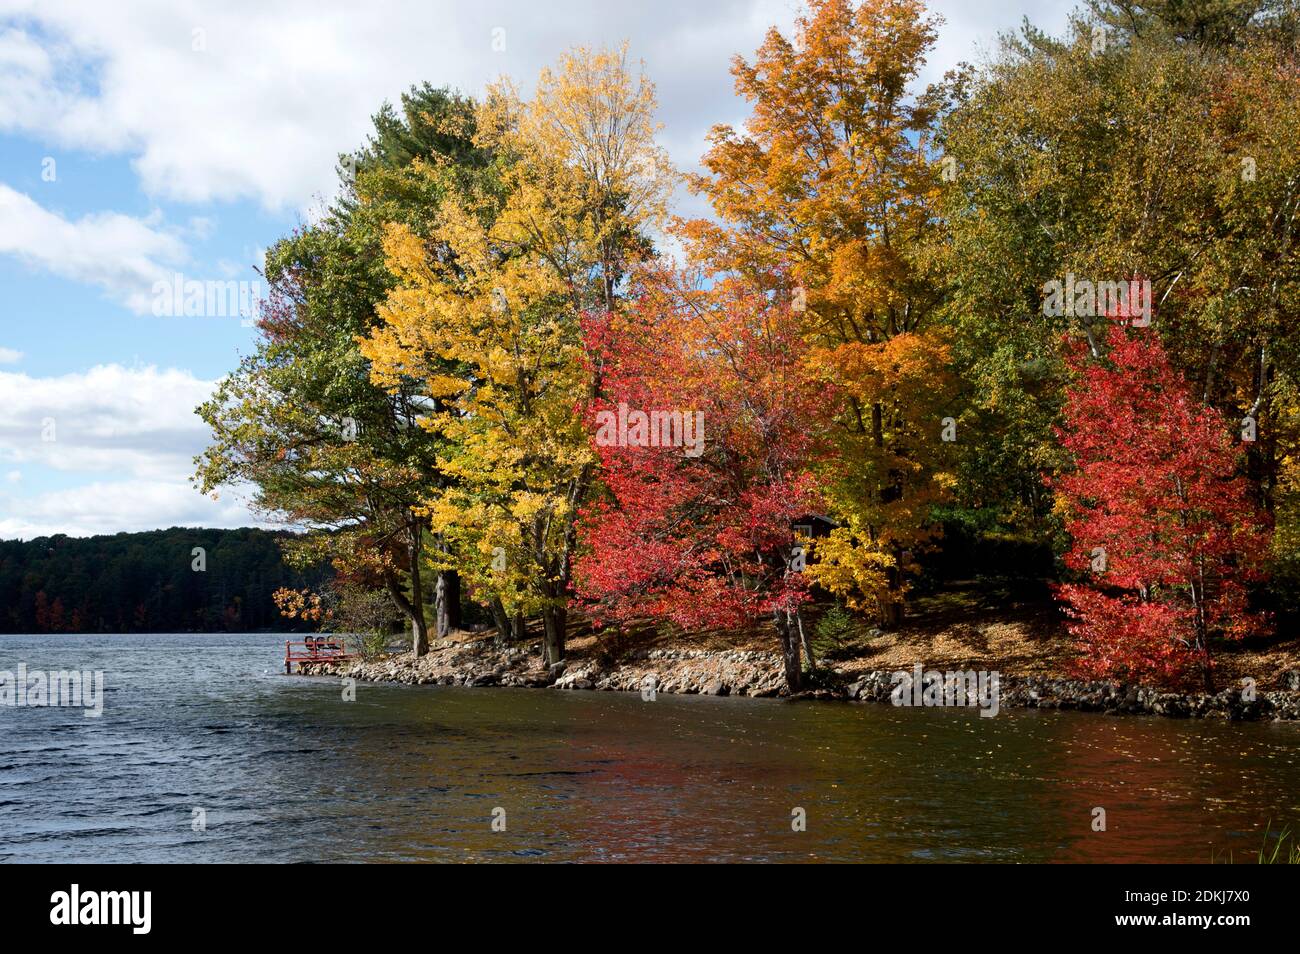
[284,637,355,674]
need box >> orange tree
[679,0,955,621]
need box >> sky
[0,0,1075,540]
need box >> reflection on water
[1,634,1297,862]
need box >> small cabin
[792,514,837,540]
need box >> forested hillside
[0,528,329,633]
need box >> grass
[1257,823,1300,864]
[1212,822,1300,863]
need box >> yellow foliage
[362,46,671,617]
[805,528,898,618]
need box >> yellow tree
[363,46,672,665]
[680,0,953,622]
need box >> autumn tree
[362,46,673,666]
[195,85,489,656]
[937,6,1300,586]
[574,275,827,689]
[681,0,954,622]
[1053,325,1271,688]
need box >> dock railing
[284,636,355,674]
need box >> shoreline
[301,638,1300,722]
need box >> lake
[1,633,1297,862]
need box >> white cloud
[921,1,1075,88]
[0,345,21,363]
[0,1,1073,213]
[0,479,259,539]
[0,184,188,312]
[0,363,216,479]
[0,362,269,538]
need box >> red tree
[574,276,828,690]
[1053,325,1271,688]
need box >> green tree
[195,85,490,655]
[935,7,1300,570]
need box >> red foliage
[1052,325,1271,687]
[573,278,828,635]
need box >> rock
[313,643,1300,722]
[552,668,594,691]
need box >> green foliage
[321,584,402,659]
[936,6,1300,564]
[1086,0,1295,48]
[193,85,493,650]
[811,605,860,662]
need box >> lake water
[1,633,1297,863]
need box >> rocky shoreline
[843,669,1300,720]
[298,638,1300,721]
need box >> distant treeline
[0,528,330,633]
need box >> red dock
[285,637,355,674]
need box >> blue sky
[0,0,1073,539]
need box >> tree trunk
[1191,570,1213,693]
[489,597,512,644]
[775,609,803,692]
[879,555,906,625]
[408,521,429,657]
[434,571,460,639]
[512,612,527,641]
[880,599,904,626]
[796,608,815,672]
[542,606,566,666]
[383,569,427,659]
[432,534,461,640]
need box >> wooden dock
[284,637,354,674]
